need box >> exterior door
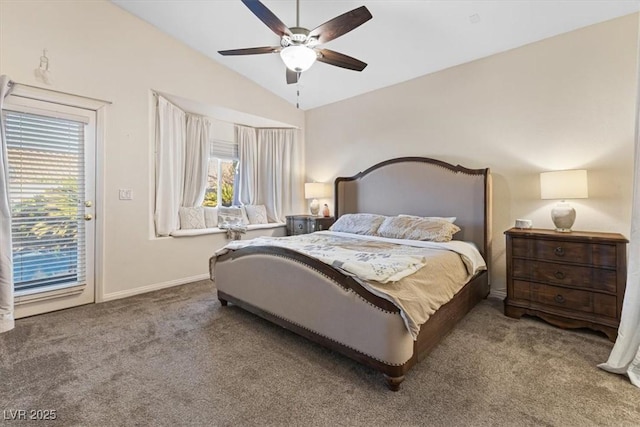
[3,96,96,317]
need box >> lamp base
[554,227,573,233]
[551,202,576,233]
[309,199,320,216]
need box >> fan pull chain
[296,72,301,109]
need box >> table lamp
[304,182,330,216]
[540,169,588,232]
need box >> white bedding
[317,231,486,277]
[218,231,485,283]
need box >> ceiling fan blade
[218,46,280,56]
[241,0,291,38]
[308,6,372,44]
[317,49,367,71]
[286,68,299,85]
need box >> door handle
[84,214,93,221]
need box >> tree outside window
[203,158,237,207]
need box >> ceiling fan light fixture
[280,45,317,72]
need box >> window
[204,137,239,208]
[203,157,238,207]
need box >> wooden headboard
[335,157,492,264]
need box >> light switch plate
[119,189,133,200]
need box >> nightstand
[286,215,335,236]
[504,228,627,341]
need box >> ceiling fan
[218,0,372,85]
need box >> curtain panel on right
[257,128,295,223]
[237,126,299,223]
[598,61,640,386]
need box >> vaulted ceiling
[112,1,640,110]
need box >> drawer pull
[554,247,565,257]
[554,294,566,304]
[297,223,303,229]
[554,271,565,280]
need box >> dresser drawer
[513,280,617,318]
[512,259,617,293]
[286,215,336,236]
[505,228,628,341]
[290,218,309,235]
[511,237,617,267]
[313,218,332,231]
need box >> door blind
[3,110,86,292]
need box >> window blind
[3,110,86,292]
[210,139,238,159]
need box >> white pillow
[179,207,206,230]
[329,213,386,235]
[203,207,218,228]
[244,205,268,224]
[399,214,457,223]
[240,206,250,225]
[377,216,460,242]
[218,207,245,228]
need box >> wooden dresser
[286,215,336,236]
[504,228,627,341]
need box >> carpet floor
[1,279,638,426]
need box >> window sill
[170,222,285,237]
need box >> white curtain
[0,75,14,333]
[256,128,296,223]
[182,114,211,207]
[154,96,186,236]
[598,82,640,386]
[236,126,299,222]
[236,125,258,205]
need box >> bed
[210,157,491,390]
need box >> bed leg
[383,374,405,391]
[218,298,228,306]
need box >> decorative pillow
[179,207,206,230]
[203,207,218,228]
[218,207,245,228]
[244,204,268,224]
[329,213,386,235]
[377,216,460,242]
[240,206,251,225]
[399,214,457,223]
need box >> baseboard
[489,289,506,300]
[99,276,506,305]
[99,273,210,302]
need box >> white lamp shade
[540,170,588,200]
[304,182,331,199]
[280,46,317,72]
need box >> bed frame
[212,157,491,390]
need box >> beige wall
[305,14,639,294]
[0,0,304,300]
